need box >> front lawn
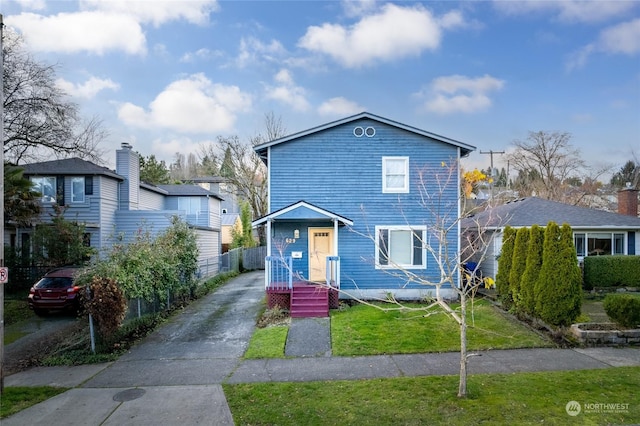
[244,299,553,359]
[331,299,553,356]
[224,367,640,425]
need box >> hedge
[603,293,640,328]
[583,255,640,289]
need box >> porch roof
[252,200,353,227]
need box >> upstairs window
[376,226,426,269]
[31,176,57,203]
[71,177,85,203]
[382,157,409,193]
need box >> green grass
[244,300,553,359]
[224,367,640,425]
[0,386,69,419]
[244,325,288,359]
[4,299,35,326]
[331,299,553,356]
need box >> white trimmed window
[574,232,625,257]
[382,157,409,193]
[31,176,57,203]
[376,226,426,269]
[71,177,85,203]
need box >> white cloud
[117,73,252,133]
[6,1,218,55]
[416,74,505,114]
[180,48,222,63]
[56,76,119,99]
[235,37,287,68]
[341,0,377,17]
[567,19,640,70]
[7,11,147,55]
[298,3,449,68]
[264,70,310,111]
[79,0,218,26]
[598,18,640,55]
[493,0,637,24]
[318,97,365,116]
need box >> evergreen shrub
[583,255,640,289]
[603,293,640,329]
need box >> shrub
[535,222,582,326]
[509,227,530,313]
[583,255,640,289]
[496,226,516,309]
[83,276,128,339]
[520,224,544,316]
[603,294,640,329]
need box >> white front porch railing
[326,256,340,289]
[265,256,293,290]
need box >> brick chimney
[617,185,639,217]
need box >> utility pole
[480,150,505,199]
[1,13,5,394]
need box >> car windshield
[35,277,73,289]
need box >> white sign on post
[0,267,8,283]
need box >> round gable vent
[365,126,376,137]
[353,126,364,137]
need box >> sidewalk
[3,271,640,425]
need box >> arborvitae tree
[509,227,530,313]
[496,226,516,308]
[520,224,544,316]
[535,222,582,326]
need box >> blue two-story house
[13,143,222,277]
[253,112,475,317]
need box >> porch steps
[290,284,329,318]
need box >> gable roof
[254,112,476,159]
[20,157,123,180]
[462,197,640,230]
[253,200,353,226]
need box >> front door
[308,227,334,282]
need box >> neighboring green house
[11,143,222,277]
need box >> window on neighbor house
[178,197,200,215]
[376,226,426,269]
[382,157,409,193]
[71,177,85,203]
[574,232,625,257]
[31,176,57,203]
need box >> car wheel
[33,308,47,317]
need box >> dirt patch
[3,314,81,375]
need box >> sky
[3,0,640,180]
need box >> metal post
[1,13,6,394]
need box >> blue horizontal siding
[268,118,460,291]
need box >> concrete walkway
[3,271,640,425]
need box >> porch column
[333,218,338,255]
[266,219,272,257]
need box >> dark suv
[27,267,82,316]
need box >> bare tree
[2,28,107,164]
[507,131,584,201]
[263,111,286,142]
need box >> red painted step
[290,284,329,318]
